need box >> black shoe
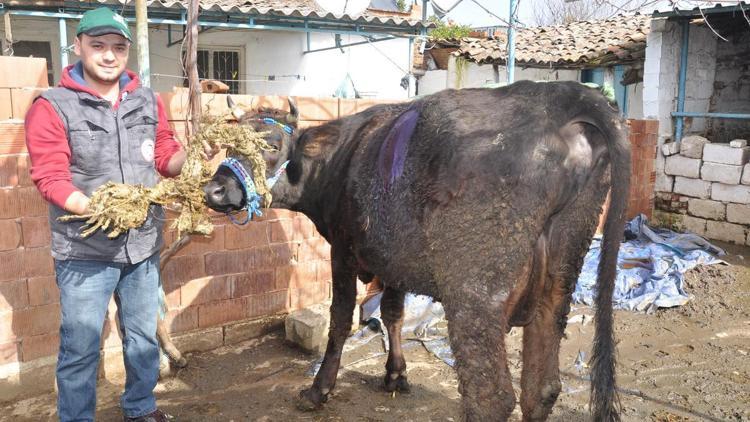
[124,409,172,422]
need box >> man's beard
[82,61,121,84]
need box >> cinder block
[730,139,748,148]
[701,162,742,184]
[705,220,746,244]
[687,199,725,220]
[224,314,285,345]
[197,297,246,328]
[20,216,50,248]
[680,135,709,159]
[0,123,26,155]
[27,276,59,306]
[665,155,701,178]
[703,143,750,166]
[742,164,750,185]
[661,142,680,156]
[21,332,59,362]
[0,279,29,314]
[681,215,707,236]
[285,303,329,354]
[10,88,46,120]
[673,176,711,199]
[171,327,223,353]
[711,183,750,204]
[655,172,674,193]
[727,204,750,225]
[0,89,11,120]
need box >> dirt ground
[3,241,749,422]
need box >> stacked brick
[0,56,396,401]
[656,134,750,245]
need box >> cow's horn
[286,97,299,124]
[227,95,246,120]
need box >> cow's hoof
[384,373,411,393]
[296,388,327,411]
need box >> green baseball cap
[76,7,132,41]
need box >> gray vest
[41,86,164,264]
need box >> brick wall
[0,56,399,401]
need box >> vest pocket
[125,116,158,168]
[69,119,117,175]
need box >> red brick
[22,332,59,361]
[159,90,189,120]
[224,221,268,250]
[294,216,316,240]
[0,218,21,251]
[269,219,295,243]
[171,226,225,257]
[0,249,23,282]
[164,306,199,333]
[296,97,339,121]
[17,154,32,186]
[290,283,327,311]
[0,154,19,187]
[23,247,54,278]
[230,271,275,298]
[198,297,246,328]
[18,186,48,217]
[27,276,58,306]
[288,261,318,290]
[247,290,288,318]
[163,284,181,310]
[255,208,299,222]
[160,254,206,292]
[21,216,50,248]
[181,275,230,306]
[0,279,29,312]
[0,188,19,218]
[0,340,20,365]
[0,123,26,155]
[317,260,333,283]
[0,89,11,120]
[11,88,46,120]
[204,249,255,275]
[0,56,49,88]
[10,303,60,339]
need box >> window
[12,41,54,85]
[184,47,243,94]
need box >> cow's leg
[443,297,515,421]
[381,286,409,393]
[520,186,609,421]
[298,242,357,410]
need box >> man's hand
[201,139,220,161]
[63,191,91,215]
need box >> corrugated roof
[451,14,650,68]
[7,0,428,29]
[653,1,750,16]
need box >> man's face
[74,33,130,84]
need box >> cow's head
[202,96,298,213]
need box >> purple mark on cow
[377,104,421,189]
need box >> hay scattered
[60,114,272,238]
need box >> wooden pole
[185,0,201,134]
[135,0,151,87]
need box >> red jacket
[25,65,182,208]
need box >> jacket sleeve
[24,98,79,208]
[153,94,183,177]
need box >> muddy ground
[3,241,749,421]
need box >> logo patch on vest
[141,139,155,163]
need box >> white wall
[2,17,413,100]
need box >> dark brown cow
[205,81,630,421]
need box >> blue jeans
[55,254,160,421]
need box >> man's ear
[73,36,82,57]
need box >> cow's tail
[584,115,630,422]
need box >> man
[25,7,214,422]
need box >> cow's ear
[301,124,338,158]
[286,97,299,124]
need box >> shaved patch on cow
[377,104,421,189]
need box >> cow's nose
[204,183,226,205]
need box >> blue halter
[218,157,290,225]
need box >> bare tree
[531,0,655,26]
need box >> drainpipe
[506,0,517,84]
[59,17,68,68]
[135,0,151,87]
[674,19,690,143]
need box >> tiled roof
[453,14,650,68]
[12,0,427,29]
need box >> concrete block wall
[654,135,750,245]
[0,56,395,401]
